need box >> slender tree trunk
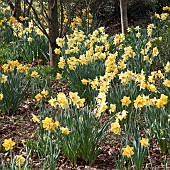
[48,0,59,66]
[120,0,128,34]
[7,0,14,15]
[14,0,21,20]
[7,0,21,20]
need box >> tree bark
[120,0,128,34]
[14,0,21,20]
[48,0,59,66]
[7,0,21,20]
[7,0,14,14]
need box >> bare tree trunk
[120,0,128,34]
[48,0,59,66]
[14,0,21,20]
[7,0,21,20]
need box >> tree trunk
[7,0,21,20]
[14,0,21,20]
[48,0,59,66]
[120,0,128,34]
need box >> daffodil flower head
[15,155,25,166]
[2,138,15,151]
[140,137,149,147]
[122,145,134,158]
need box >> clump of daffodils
[1,60,29,73]
[48,91,85,109]
[42,117,60,131]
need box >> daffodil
[56,73,62,79]
[2,138,16,151]
[122,145,134,158]
[0,93,3,100]
[58,57,65,69]
[121,96,131,106]
[110,121,121,134]
[60,127,70,135]
[32,114,40,123]
[35,93,42,102]
[31,71,39,78]
[57,92,69,109]
[48,97,57,107]
[152,47,159,57]
[164,61,170,72]
[54,48,61,54]
[136,32,141,38]
[163,79,170,87]
[27,37,32,42]
[42,117,53,131]
[81,79,88,85]
[109,104,116,113]
[0,74,8,83]
[134,95,145,109]
[41,89,48,97]
[140,138,149,147]
[116,110,128,121]
[15,155,25,166]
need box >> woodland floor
[0,18,170,169]
[0,79,170,170]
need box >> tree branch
[25,0,50,41]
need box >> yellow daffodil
[160,94,168,104]
[56,38,64,47]
[41,89,48,97]
[0,74,8,83]
[27,37,32,42]
[31,71,39,78]
[163,79,170,87]
[54,48,61,54]
[0,93,3,100]
[116,110,128,121]
[56,73,62,79]
[163,6,170,11]
[48,97,57,108]
[134,95,145,109]
[35,93,42,102]
[15,155,25,166]
[60,127,70,135]
[111,121,121,134]
[21,139,26,145]
[164,62,170,72]
[42,117,59,131]
[121,96,131,106]
[32,114,40,123]
[2,138,16,151]
[140,137,149,147]
[58,57,65,69]
[152,47,159,57]
[109,104,116,113]
[81,79,88,85]
[155,94,168,108]
[122,145,134,158]
[75,98,85,108]
[161,13,169,20]
[57,92,69,109]
[136,32,141,38]
[69,92,80,103]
